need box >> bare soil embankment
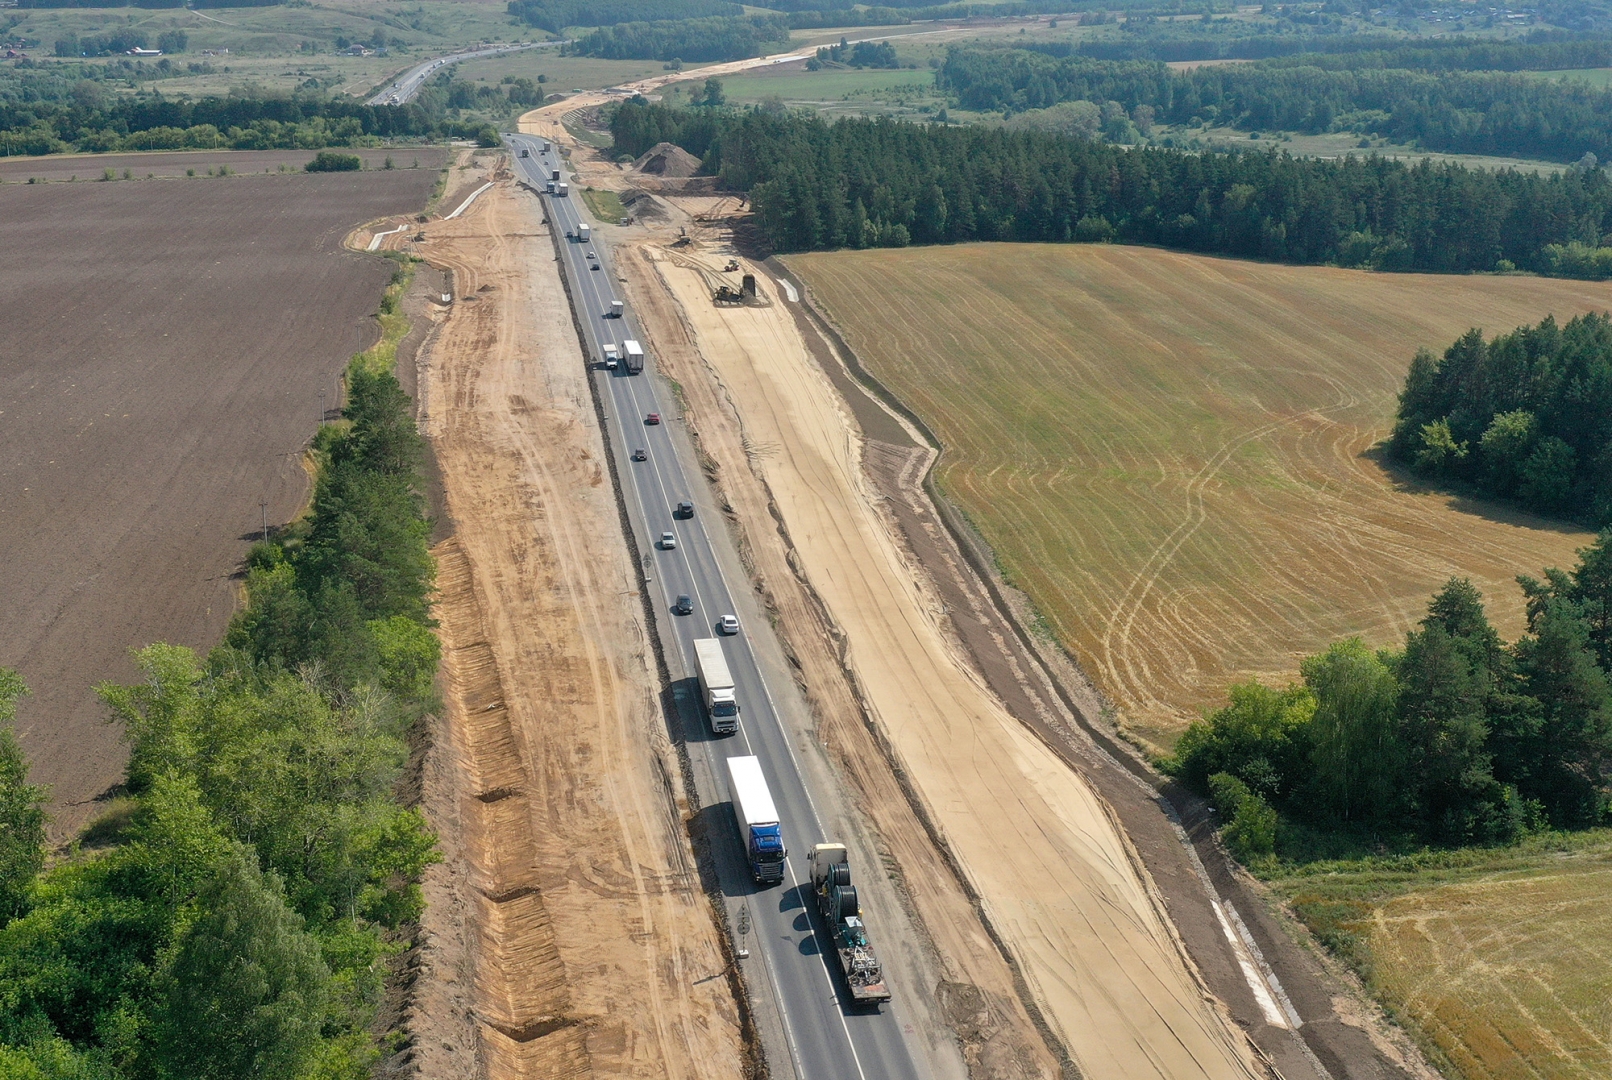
[408,174,745,1080]
[0,167,441,835]
[627,243,1263,1080]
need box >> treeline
[0,269,440,1077]
[506,0,738,33]
[938,45,1612,163]
[814,38,899,69]
[1391,313,1612,526]
[17,0,280,8]
[1055,29,1612,66]
[1172,560,1612,859]
[608,101,1612,273]
[0,88,486,156]
[780,0,1103,29]
[570,14,789,62]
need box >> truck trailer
[728,756,785,884]
[693,638,738,734]
[578,222,590,241]
[557,182,569,197]
[809,845,892,1003]
[622,339,645,374]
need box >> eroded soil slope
[410,176,744,1080]
[0,166,442,834]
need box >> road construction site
[394,154,746,1080]
[492,89,1439,1080]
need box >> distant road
[367,42,558,106]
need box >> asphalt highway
[367,42,553,106]
[505,133,932,1080]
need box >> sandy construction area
[408,172,744,1080]
[789,245,1606,750]
[632,246,1260,1080]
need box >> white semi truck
[622,339,644,374]
[728,756,784,884]
[694,638,739,735]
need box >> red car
[645,412,661,425]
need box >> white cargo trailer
[694,638,738,735]
[622,339,644,374]
[728,756,784,883]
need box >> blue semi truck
[727,756,785,884]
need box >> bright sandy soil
[406,165,744,1079]
[636,246,1261,1080]
[790,246,1608,750]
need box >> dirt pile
[408,177,744,1080]
[633,141,704,177]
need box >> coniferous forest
[610,100,1612,274]
[1171,551,1612,860]
[1391,313,1612,525]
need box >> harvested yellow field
[788,244,1609,749]
[1272,833,1612,1080]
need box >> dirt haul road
[626,244,1262,1080]
[405,165,745,1080]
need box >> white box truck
[610,299,624,318]
[578,222,590,242]
[603,343,619,369]
[622,339,644,374]
[694,638,738,735]
[728,756,785,884]
[557,182,569,197]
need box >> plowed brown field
[0,165,443,835]
[788,244,1607,750]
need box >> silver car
[659,532,677,550]
[719,614,739,635]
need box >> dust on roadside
[387,152,746,1080]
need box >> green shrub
[1209,773,1278,863]
[304,152,362,173]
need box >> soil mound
[633,141,702,178]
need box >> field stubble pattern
[788,244,1608,749]
[0,168,442,834]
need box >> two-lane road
[505,134,935,1080]
[367,42,555,106]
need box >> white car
[718,614,739,635]
[659,532,677,550]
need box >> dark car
[672,594,693,615]
[631,447,648,461]
[675,500,694,519]
[646,412,661,425]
